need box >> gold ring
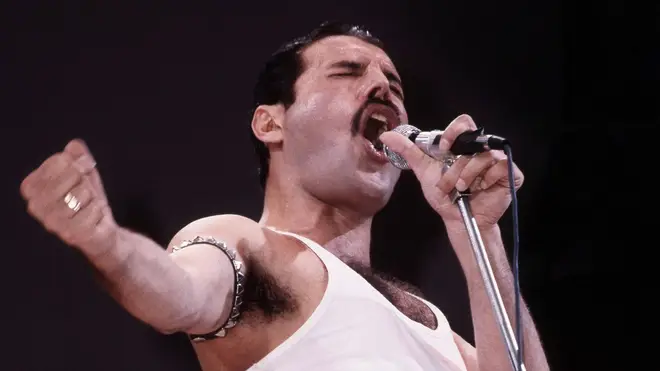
[64,192,81,212]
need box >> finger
[38,167,84,210]
[86,167,105,197]
[21,152,68,199]
[40,153,73,180]
[455,152,505,192]
[20,170,40,200]
[72,155,97,175]
[61,198,106,247]
[480,157,524,190]
[33,181,94,233]
[438,114,479,153]
[66,140,105,194]
[22,154,73,200]
[435,155,471,194]
[64,139,93,160]
[54,181,94,219]
[378,131,435,177]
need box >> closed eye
[327,61,405,100]
[329,70,361,78]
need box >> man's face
[282,35,408,213]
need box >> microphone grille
[393,124,420,137]
[383,124,420,170]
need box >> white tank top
[247,228,468,371]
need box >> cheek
[295,91,354,122]
[286,92,355,144]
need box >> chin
[353,174,397,212]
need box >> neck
[259,173,373,267]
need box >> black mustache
[350,98,399,136]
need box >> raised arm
[95,214,255,336]
[19,139,257,337]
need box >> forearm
[446,224,548,371]
[84,227,215,334]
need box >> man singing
[20,21,549,370]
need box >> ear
[251,104,285,146]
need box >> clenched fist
[20,139,119,256]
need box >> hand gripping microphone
[382,124,509,170]
[382,123,525,371]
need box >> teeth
[368,113,389,136]
[370,113,387,123]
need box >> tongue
[363,117,383,145]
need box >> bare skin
[20,35,549,371]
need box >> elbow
[152,305,204,336]
[163,274,231,336]
[180,295,232,336]
[153,272,208,335]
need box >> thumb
[379,131,434,176]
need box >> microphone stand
[383,128,524,370]
[450,188,525,371]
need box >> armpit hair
[241,260,297,321]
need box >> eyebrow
[329,60,403,87]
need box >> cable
[504,144,523,370]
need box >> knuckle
[26,201,40,217]
[55,153,73,169]
[69,168,83,184]
[42,154,65,176]
[45,153,63,167]
[20,177,33,197]
[437,178,455,194]
[60,229,76,245]
[492,150,507,160]
[438,169,458,192]
[83,185,98,204]
[77,185,89,200]
[444,116,476,141]
[43,217,59,233]
[457,113,473,121]
[454,114,476,129]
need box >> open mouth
[363,114,388,151]
[360,105,399,154]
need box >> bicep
[167,214,260,275]
[453,331,479,371]
[164,214,263,333]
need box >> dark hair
[249,21,384,188]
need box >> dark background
[2,1,654,370]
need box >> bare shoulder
[167,214,266,257]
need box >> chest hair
[347,262,438,330]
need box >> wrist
[444,221,501,237]
[444,221,507,272]
[82,225,129,274]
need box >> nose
[358,68,391,101]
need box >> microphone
[382,124,509,170]
[382,124,526,371]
